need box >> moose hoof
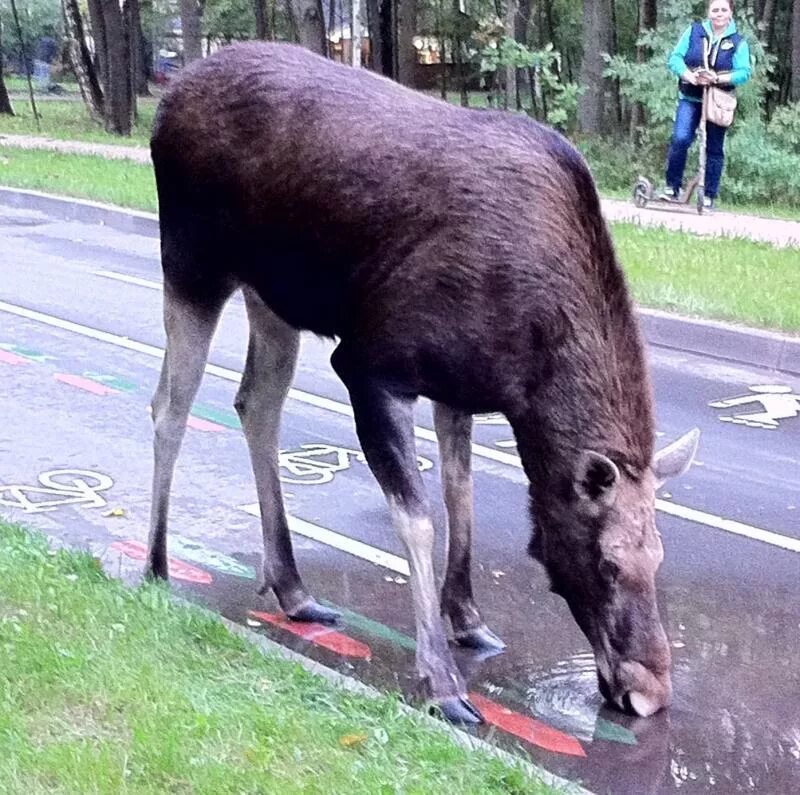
[454,624,507,652]
[287,598,340,625]
[433,695,485,725]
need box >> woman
[661,0,752,210]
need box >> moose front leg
[236,289,338,624]
[332,349,482,724]
[433,403,505,651]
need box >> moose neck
[510,302,655,493]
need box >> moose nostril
[624,690,662,718]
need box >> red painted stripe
[249,610,372,660]
[469,693,586,757]
[55,373,118,395]
[0,350,29,365]
[109,540,213,585]
[187,415,225,432]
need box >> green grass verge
[0,519,560,794]
[0,148,156,212]
[0,147,798,334]
[615,223,800,333]
[1,97,155,148]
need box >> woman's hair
[708,0,734,13]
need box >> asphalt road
[1,203,798,794]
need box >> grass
[1,95,156,148]
[0,519,560,794]
[0,148,156,211]
[615,223,800,333]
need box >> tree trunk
[62,0,104,120]
[351,0,362,66]
[792,0,800,101]
[365,0,384,71]
[578,0,614,134]
[180,0,203,63]
[630,0,657,137]
[87,0,109,90]
[503,0,519,109]
[395,0,417,85]
[254,0,269,38]
[101,0,133,134]
[127,0,149,96]
[0,20,14,115]
[286,0,327,55]
[9,0,40,129]
[761,0,777,51]
[515,0,531,109]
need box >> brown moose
[147,42,699,723]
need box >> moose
[147,42,699,724]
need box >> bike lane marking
[248,610,372,660]
[54,372,120,396]
[469,694,586,757]
[2,298,797,556]
[0,349,29,365]
[109,540,213,585]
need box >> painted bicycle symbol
[0,469,114,514]
[710,385,800,430]
[278,443,432,485]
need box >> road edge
[175,595,592,795]
[2,185,799,377]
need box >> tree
[62,0,104,120]
[180,0,203,61]
[395,0,417,84]
[793,0,800,100]
[100,0,133,134]
[0,16,14,115]
[286,0,327,54]
[578,0,615,133]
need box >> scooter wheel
[696,187,705,215]
[633,178,651,209]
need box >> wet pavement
[1,203,799,793]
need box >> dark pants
[665,97,727,199]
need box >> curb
[178,596,591,794]
[2,186,799,377]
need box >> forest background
[1,0,799,207]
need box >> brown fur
[149,42,679,719]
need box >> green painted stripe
[0,343,55,362]
[83,372,138,392]
[192,403,242,430]
[593,717,638,745]
[320,599,417,651]
[171,536,257,579]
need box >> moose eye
[599,559,620,583]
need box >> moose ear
[653,428,700,486]
[574,451,620,509]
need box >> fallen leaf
[339,733,368,748]
[393,576,407,584]
[103,507,126,518]
[491,570,505,578]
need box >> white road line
[95,270,162,290]
[1,298,798,556]
[239,503,410,576]
[656,500,800,553]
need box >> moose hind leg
[332,347,482,724]
[236,289,338,624]
[148,282,229,580]
[433,402,505,652]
